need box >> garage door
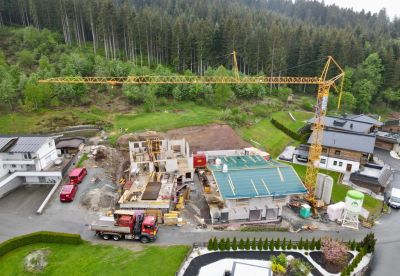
[266,208,278,220]
[220,212,229,223]
[249,209,261,221]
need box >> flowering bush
[322,237,349,265]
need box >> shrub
[272,263,286,274]
[316,239,322,250]
[287,240,292,250]
[0,231,82,257]
[322,237,349,265]
[304,239,309,251]
[269,239,275,251]
[281,238,286,250]
[218,238,225,251]
[239,238,244,250]
[298,238,304,250]
[207,238,213,250]
[292,244,297,250]
[271,253,288,270]
[360,233,376,253]
[350,240,356,251]
[213,237,219,251]
[310,238,316,250]
[225,238,231,251]
[245,238,250,250]
[271,118,301,140]
[257,238,263,251]
[232,237,237,251]
[275,238,281,250]
[263,238,268,250]
[251,238,257,250]
[288,258,312,276]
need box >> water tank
[222,164,228,173]
[345,190,364,213]
[215,158,222,166]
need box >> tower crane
[39,52,345,209]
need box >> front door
[346,163,352,172]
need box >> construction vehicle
[90,210,158,243]
[39,51,344,212]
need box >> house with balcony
[0,136,63,198]
[294,130,376,173]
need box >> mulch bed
[309,251,354,274]
[183,251,323,276]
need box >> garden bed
[310,251,354,274]
[182,251,323,276]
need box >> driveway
[0,164,400,274]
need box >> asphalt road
[0,164,400,274]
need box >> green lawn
[0,242,189,276]
[76,153,88,168]
[237,119,299,158]
[288,162,382,216]
[272,110,314,132]
[113,103,221,133]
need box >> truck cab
[90,210,158,243]
[69,168,87,185]
[388,188,400,209]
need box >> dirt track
[165,124,250,153]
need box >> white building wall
[318,156,359,173]
[36,139,58,170]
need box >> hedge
[0,231,83,257]
[270,118,301,141]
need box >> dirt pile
[80,186,119,211]
[24,249,50,273]
[116,131,165,150]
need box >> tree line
[0,0,399,113]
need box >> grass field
[0,242,189,276]
[272,111,314,132]
[113,103,221,133]
[288,163,382,216]
[237,119,298,158]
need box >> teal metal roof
[209,155,307,199]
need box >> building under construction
[118,138,194,217]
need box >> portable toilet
[299,204,311,218]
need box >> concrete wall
[216,196,289,221]
[0,175,23,198]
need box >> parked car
[388,188,400,209]
[60,184,78,202]
[69,168,87,185]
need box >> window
[320,158,326,164]
[333,161,338,166]
[339,162,343,167]
[185,172,191,179]
[134,143,139,148]
[24,153,32,159]
[11,164,16,168]
[335,150,341,155]
[322,148,328,153]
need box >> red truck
[90,210,158,243]
[69,168,87,185]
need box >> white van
[388,188,400,209]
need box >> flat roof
[209,155,307,199]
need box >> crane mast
[39,53,345,208]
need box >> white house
[0,136,62,198]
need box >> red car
[69,168,87,185]
[60,185,78,202]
